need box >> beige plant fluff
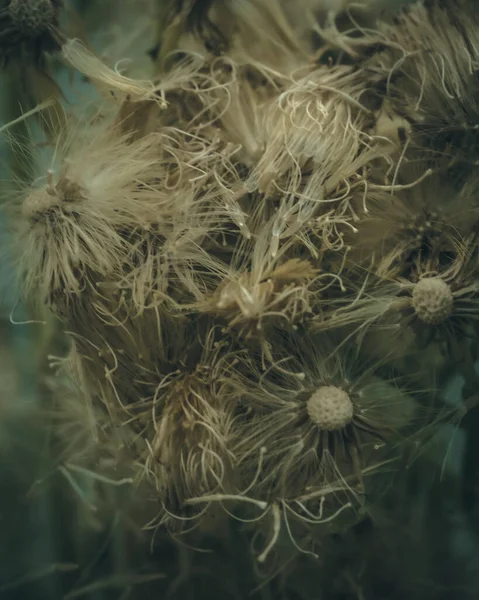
[4,0,478,591]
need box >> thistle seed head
[411,277,454,325]
[22,188,59,220]
[22,176,83,221]
[306,385,354,431]
[8,0,56,36]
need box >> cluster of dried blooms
[3,0,479,593]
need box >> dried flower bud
[8,0,56,36]
[306,385,354,431]
[0,0,64,66]
[411,278,454,325]
[21,187,60,221]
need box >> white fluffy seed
[411,278,453,325]
[9,0,56,35]
[306,385,354,431]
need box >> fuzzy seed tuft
[22,189,60,220]
[8,0,56,36]
[306,386,354,431]
[411,277,454,325]
[22,177,83,221]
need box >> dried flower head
[349,170,479,279]
[0,0,64,66]
[395,250,479,354]
[114,326,238,526]
[230,333,419,506]
[237,64,385,259]
[143,370,235,522]
[11,112,164,312]
[199,222,319,344]
[114,130,247,315]
[363,0,479,164]
[306,385,354,431]
[411,277,454,326]
[320,232,479,377]
[9,0,55,34]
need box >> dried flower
[411,277,454,326]
[363,0,479,164]
[0,0,65,66]
[349,170,479,278]
[11,111,164,311]
[230,333,418,505]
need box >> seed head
[22,189,58,220]
[8,0,56,36]
[22,176,83,221]
[411,277,454,325]
[306,385,354,431]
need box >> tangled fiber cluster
[3,0,479,596]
